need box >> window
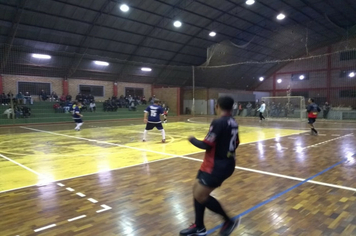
[79,85,104,96]
[125,87,144,97]
[18,82,51,95]
[340,50,356,61]
[339,90,356,98]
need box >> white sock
[75,124,80,129]
[161,129,166,140]
[143,130,147,140]
[75,123,83,130]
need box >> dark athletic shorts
[308,118,316,124]
[145,122,163,130]
[196,169,234,188]
[74,118,83,123]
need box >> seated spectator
[50,92,58,102]
[24,92,33,105]
[53,103,63,113]
[21,106,31,118]
[3,107,13,119]
[128,100,137,111]
[40,90,47,101]
[60,94,66,102]
[1,93,8,105]
[66,94,72,101]
[89,101,96,112]
[88,94,94,103]
[16,92,24,105]
[76,93,83,102]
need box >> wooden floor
[0,116,356,235]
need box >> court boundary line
[179,156,356,192]
[206,158,349,235]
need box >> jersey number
[229,129,238,152]
[150,110,157,117]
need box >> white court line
[88,198,98,203]
[76,192,86,197]
[34,224,56,232]
[180,156,356,192]
[67,215,86,222]
[66,187,74,192]
[0,153,48,179]
[332,134,340,137]
[297,133,353,151]
[57,183,65,187]
[288,137,297,139]
[96,204,112,213]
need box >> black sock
[205,196,230,222]
[194,199,206,228]
[312,128,317,133]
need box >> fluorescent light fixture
[259,77,264,81]
[32,54,51,59]
[173,21,182,28]
[120,4,129,12]
[209,31,216,37]
[141,67,152,72]
[349,72,355,78]
[246,0,255,5]
[299,75,305,80]
[276,13,286,20]
[277,79,282,83]
[94,61,109,66]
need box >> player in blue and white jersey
[143,99,165,143]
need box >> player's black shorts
[196,169,234,188]
[308,118,316,124]
[74,118,83,123]
[145,122,163,130]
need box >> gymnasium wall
[254,39,356,108]
[1,74,152,101]
[152,87,180,115]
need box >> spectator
[16,92,24,105]
[66,94,72,101]
[232,102,238,117]
[24,92,33,105]
[21,106,31,118]
[3,107,13,119]
[76,93,83,102]
[141,96,147,105]
[40,90,47,101]
[88,94,94,103]
[1,93,8,105]
[53,103,63,113]
[128,99,137,111]
[323,102,330,119]
[89,101,96,112]
[238,103,243,116]
[51,92,58,102]
[246,102,252,116]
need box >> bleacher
[0,102,175,125]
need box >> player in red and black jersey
[306,98,321,135]
[180,96,240,236]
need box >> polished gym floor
[0,117,355,235]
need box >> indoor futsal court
[1,0,356,236]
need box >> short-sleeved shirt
[201,116,239,176]
[145,105,163,123]
[307,103,320,118]
[73,106,81,119]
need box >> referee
[180,96,240,236]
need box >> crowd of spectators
[103,95,146,112]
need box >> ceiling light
[94,61,109,66]
[173,21,182,28]
[246,0,255,5]
[299,75,305,80]
[349,72,355,78]
[120,4,129,12]
[209,31,216,37]
[277,79,282,83]
[259,77,264,81]
[276,13,286,20]
[141,67,152,72]
[32,54,51,59]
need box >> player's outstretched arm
[188,136,212,150]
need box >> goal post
[261,96,306,121]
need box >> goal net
[261,96,306,120]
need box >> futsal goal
[261,96,306,121]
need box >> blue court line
[207,157,351,235]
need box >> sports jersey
[72,106,81,119]
[307,103,321,118]
[201,116,239,176]
[145,105,163,123]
